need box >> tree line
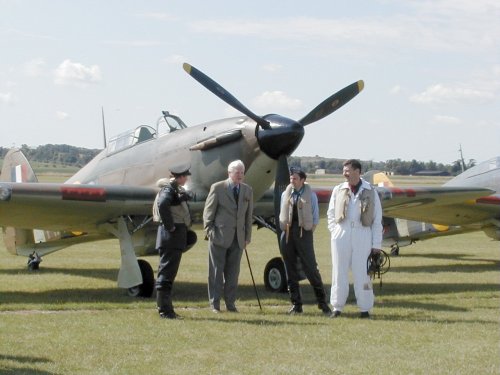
[0,144,100,168]
[0,144,475,176]
[289,156,475,176]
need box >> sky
[1,0,499,164]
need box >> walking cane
[244,247,262,311]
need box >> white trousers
[330,223,374,312]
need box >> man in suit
[203,160,253,313]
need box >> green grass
[0,224,499,374]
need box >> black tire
[127,259,155,298]
[264,257,287,293]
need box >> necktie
[233,185,239,205]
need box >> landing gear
[127,259,155,298]
[102,217,155,298]
[27,251,42,271]
[390,243,400,256]
[264,257,287,293]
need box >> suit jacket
[203,179,253,249]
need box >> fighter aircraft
[0,63,366,297]
[0,63,495,297]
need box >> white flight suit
[327,179,383,312]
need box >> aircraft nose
[256,114,305,160]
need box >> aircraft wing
[378,186,497,225]
[0,182,157,232]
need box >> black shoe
[330,310,342,318]
[360,311,370,319]
[287,305,303,315]
[160,311,182,320]
[227,306,238,313]
[319,303,332,315]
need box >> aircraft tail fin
[0,148,38,183]
[1,148,40,256]
[363,170,394,187]
[1,149,89,258]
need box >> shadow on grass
[0,277,497,304]
[372,313,498,327]
[194,315,328,327]
[0,354,58,375]
[0,267,118,281]
[374,281,499,296]
[391,252,500,274]
[0,282,284,305]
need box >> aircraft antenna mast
[458,144,466,172]
[101,106,107,148]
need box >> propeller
[298,80,364,126]
[182,62,364,161]
[183,63,271,130]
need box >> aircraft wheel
[27,262,40,271]
[390,244,400,256]
[264,257,287,293]
[127,259,155,298]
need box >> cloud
[164,54,185,64]
[54,60,102,88]
[0,92,16,105]
[252,91,302,111]
[262,64,283,73]
[410,83,495,104]
[56,111,69,120]
[24,58,46,77]
[390,85,401,95]
[189,17,390,43]
[188,2,500,54]
[101,40,161,47]
[138,12,176,21]
[433,114,461,124]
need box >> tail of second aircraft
[1,149,40,258]
[0,148,38,183]
[0,149,73,263]
[1,149,96,263]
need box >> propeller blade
[298,80,364,126]
[183,63,271,130]
[273,154,290,243]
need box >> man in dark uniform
[279,168,331,315]
[154,165,194,319]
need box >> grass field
[1,224,499,374]
[1,172,498,374]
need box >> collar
[350,180,362,194]
[340,179,370,191]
